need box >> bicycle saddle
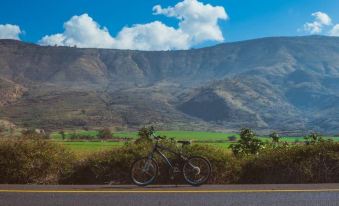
[177,140,191,145]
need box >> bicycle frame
[147,140,187,170]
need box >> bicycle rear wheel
[183,156,211,186]
[130,157,158,186]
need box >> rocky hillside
[1,36,339,134]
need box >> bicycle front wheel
[183,156,211,186]
[130,157,158,186]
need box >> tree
[269,132,280,143]
[97,128,112,140]
[228,135,237,142]
[59,131,66,140]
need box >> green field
[51,130,240,141]
[51,130,339,155]
[55,141,124,156]
[51,130,99,139]
[114,130,239,141]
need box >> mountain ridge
[1,36,339,134]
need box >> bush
[1,129,339,185]
[269,132,280,143]
[239,142,339,183]
[135,127,153,144]
[0,138,75,184]
[183,144,241,184]
[59,131,66,140]
[230,128,264,156]
[97,128,112,140]
[304,132,324,145]
[62,142,152,184]
[21,129,47,139]
[228,136,237,142]
[62,141,241,184]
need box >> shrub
[228,135,237,142]
[68,133,93,140]
[269,132,280,143]
[62,141,241,184]
[238,142,339,183]
[183,144,241,184]
[230,128,264,156]
[2,128,339,185]
[62,142,152,184]
[0,138,75,184]
[21,129,47,139]
[304,132,324,145]
[97,128,112,140]
[134,127,154,144]
[59,131,66,140]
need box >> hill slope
[1,36,339,134]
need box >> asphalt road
[0,184,338,206]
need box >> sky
[1,0,339,50]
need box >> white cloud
[38,0,228,50]
[114,21,190,50]
[39,14,115,48]
[329,24,339,36]
[303,11,332,34]
[153,0,228,44]
[0,24,22,40]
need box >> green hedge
[239,142,339,183]
[0,138,338,184]
[62,142,241,184]
[0,138,75,184]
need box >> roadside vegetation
[0,128,338,184]
[0,136,74,184]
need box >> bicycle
[130,127,211,186]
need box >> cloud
[303,12,332,34]
[39,14,115,48]
[114,21,190,50]
[329,24,339,36]
[153,0,228,44]
[0,24,22,40]
[38,0,228,50]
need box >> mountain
[1,36,339,134]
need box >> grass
[50,130,339,155]
[55,141,125,157]
[50,130,99,140]
[114,130,240,142]
[261,136,339,142]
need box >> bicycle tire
[130,157,158,186]
[183,156,211,186]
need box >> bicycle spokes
[131,158,158,186]
[183,157,211,186]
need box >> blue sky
[1,0,339,50]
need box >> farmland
[56,141,125,156]
[49,130,339,155]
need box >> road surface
[0,184,338,206]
